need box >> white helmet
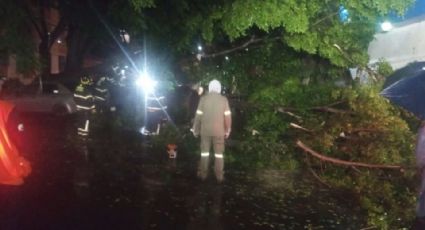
[208,79,221,93]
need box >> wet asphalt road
[0,113,418,230]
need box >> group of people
[73,75,232,183]
[73,75,112,139]
[5,70,425,227]
[0,77,232,186]
[0,76,231,185]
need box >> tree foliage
[158,0,417,227]
[0,0,420,227]
[153,0,413,67]
[0,0,155,77]
[0,1,40,75]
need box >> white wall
[368,17,425,70]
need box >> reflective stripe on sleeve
[224,110,231,116]
[147,106,167,112]
[94,96,106,101]
[196,110,204,115]
[215,154,223,158]
[147,96,165,100]
[201,152,209,157]
[78,131,88,136]
[95,88,108,93]
[77,105,95,110]
[74,94,93,100]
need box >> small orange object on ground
[167,144,177,158]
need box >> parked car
[1,82,77,116]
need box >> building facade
[368,15,425,70]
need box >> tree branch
[333,43,382,82]
[38,2,48,35]
[305,156,331,187]
[22,2,43,37]
[277,100,352,115]
[281,110,303,120]
[290,123,313,133]
[351,128,384,134]
[202,36,281,59]
[296,140,402,170]
[309,167,331,187]
[312,106,354,114]
[311,11,340,27]
[48,16,67,48]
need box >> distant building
[368,15,425,70]
[0,3,100,83]
[0,6,66,82]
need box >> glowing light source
[136,72,157,94]
[197,45,203,51]
[339,6,350,22]
[381,21,393,32]
[18,124,24,132]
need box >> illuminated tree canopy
[0,1,420,227]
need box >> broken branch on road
[296,140,403,170]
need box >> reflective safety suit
[93,77,110,113]
[74,83,95,138]
[192,80,231,182]
[0,101,31,185]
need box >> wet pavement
[0,114,416,229]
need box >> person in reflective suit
[192,79,232,183]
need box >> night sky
[398,0,425,20]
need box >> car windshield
[0,81,69,99]
[42,83,60,94]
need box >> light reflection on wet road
[0,114,372,229]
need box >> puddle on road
[0,118,413,229]
[81,152,368,230]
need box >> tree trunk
[38,35,51,78]
[64,25,89,80]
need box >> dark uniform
[144,95,167,135]
[93,77,110,113]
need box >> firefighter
[191,79,232,183]
[74,76,95,139]
[142,95,167,135]
[93,76,110,113]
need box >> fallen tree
[296,140,402,170]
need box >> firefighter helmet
[80,76,93,85]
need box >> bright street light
[381,21,393,32]
[136,72,157,94]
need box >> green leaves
[129,0,156,12]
